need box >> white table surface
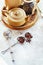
[0,56,8,65]
[0,0,43,65]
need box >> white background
[0,56,8,65]
[0,0,8,65]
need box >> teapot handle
[2,9,9,17]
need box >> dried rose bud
[17,36,25,44]
[25,32,33,39]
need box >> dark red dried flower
[25,32,33,39]
[17,37,25,44]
